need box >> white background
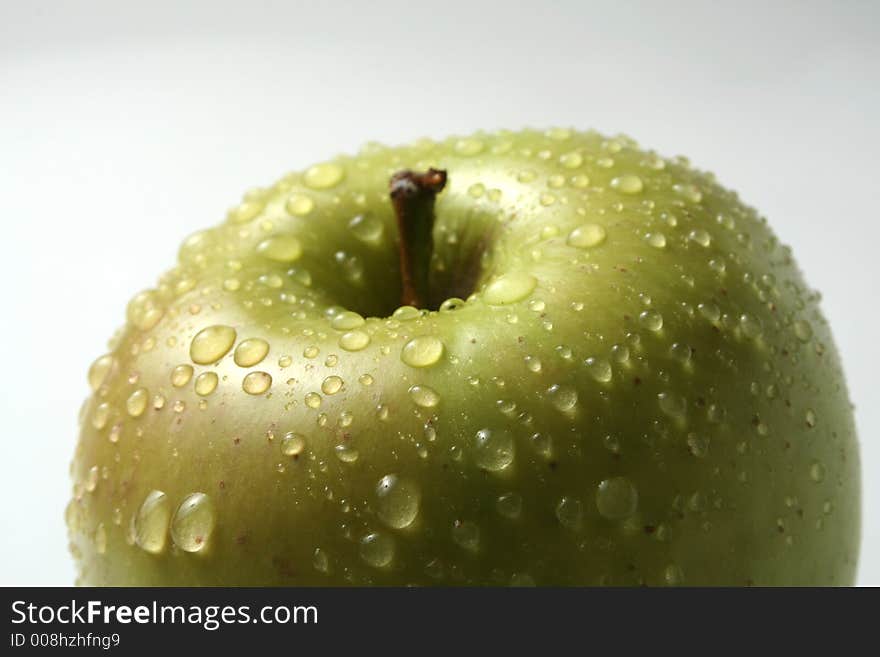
[1,0,877,585]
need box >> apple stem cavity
[390,168,447,309]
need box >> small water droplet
[794,320,813,342]
[639,309,663,331]
[496,492,523,519]
[559,151,583,168]
[610,174,643,194]
[472,428,515,471]
[303,162,344,189]
[409,385,440,408]
[567,223,607,248]
[454,138,485,156]
[194,371,219,396]
[171,364,194,387]
[286,193,315,216]
[596,477,638,519]
[688,229,711,247]
[555,496,584,530]
[242,371,272,395]
[810,461,826,482]
[645,232,667,248]
[339,330,370,351]
[321,375,343,395]
[584,357,612,382]
[281,432,306,456]
[546,384,578,412]
[348,214,384,243]
[126,388,149,417]
[451,520,480,551]
[658,391,687,418]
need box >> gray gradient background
[0,0,876,585]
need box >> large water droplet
[567,223,607,248]
[610,174,643,194]
[339,330,370,351]
[376,475,421,529]
[304,162,344,189]
[401,336,445,367]
[472,428,515,471]
[596,477,638,519]
[242,371,272,395]
[359,532,394,568]
[409,385,440,408]
[257,235,302,263]
[234,338,270,367]
[170,492,215,553]
[483,273,537,305]
[134,490,171,554]
[190,325,237,364]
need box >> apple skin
[67,129,860,586]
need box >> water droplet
[596,477,638,520]
[331,311,365,330]
[610,174,643,194]
[664,564,684,586]
[126,388,149,417]
[555,150,581,169]
[472,428,515,471]
[483,273,537,305]
[286,193,315,216]
[242,371,272,395]
[349,214,384,243]
[645,232,667,248]
[567,223,607,248]
[276,433,305,459]
[794,320,813,342]
[257,235,302,263]
[524,355,542,373]
[171,364,194,387]
[611,344,630,363]
[359,532,394,567]
[334,443,359,463]
[94,522,107,554]
[376,475,421,529]
[686,433,709,458]
[688,229,711,247]
[134,490,171,554]
[305,548,329,575]
[805,408,817,428]
[658,391,687,418]
[228,200,264,223]
[232,339,270,368]
[321,375,343,395]
[91,402,111,430]
[490,493,524,524]
[88,354,115,391]
[739,313,762,339]
[546,384,578,412]
[673,183,702,203]
[555,496,583,530]
[170,492,214,552]
[669,342,692,364]
[409,385,440,408]
[810,461,826,482]
[401,336,445,367]
[338,330,370,351]
[190,325,237,364]
[127,290,164,330]
[585,357,612,382]
[194,372,219,396]
[303,162,344,189]
[639,309,663,331]
[392,306,421,321]
[454,138,485,156]
[305,392,322,409]
[452,520,480,551]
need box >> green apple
[67,129,860,585]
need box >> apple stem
[390,168,447,309]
